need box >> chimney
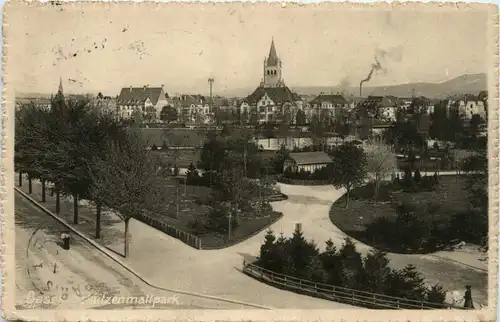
[359,82,363,97]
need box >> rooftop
[288,151,333,165]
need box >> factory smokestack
[359,82,363,97]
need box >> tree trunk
[41,180,46,202]
[95,203,101,239]
[18,171,22,187]
[28,176,32,194]
[73,193,79,224]
[124,218,130,257]
[345,188,350,208]
[56,190,60,214]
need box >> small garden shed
[283,151,333,173]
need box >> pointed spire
[266,38,279,66]
[58,76,64,95]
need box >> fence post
[351,291,355,304]
[421,300,424,309]
[397,299,400,308]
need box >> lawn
[329,175,473,254]
[17,175,282,250]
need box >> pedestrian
[464,285,474,309]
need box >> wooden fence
[133,212,202,249]
[242,262,470,310]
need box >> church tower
[263,39,285,88]
[58,76,64,95]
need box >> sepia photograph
[2,2,498,321]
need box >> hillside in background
[290,73,487,99]
[16,73,487,100]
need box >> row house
[442,94,487,120]
[116,85,169,120]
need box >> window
[267,70,270,75]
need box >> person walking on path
[464,285,474,309]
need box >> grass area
[329,175,472,254]
[17,176,282,250]
[150,149,276,169]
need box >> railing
[277,176,330,186]
[242,261,470,310]
[134,211,202,249]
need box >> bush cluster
[257,228,447,308]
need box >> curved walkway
[16,174,487,309]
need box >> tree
[185,163,200,185]
[365,141,397,199]
[338,237,363,289]
[160,105,178,123]
[263,122,275,148]
[295,109,306,126]
[330,143,367,208]
[361,249,391,293]
[88,132,169,257]
[319,238,342,285]
[131,109,143,128]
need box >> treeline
[15,97,171,257]
[258,228,448,307]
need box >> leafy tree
[330,143,368,208]
[365,141,397,199]
[270,145,290,174]
[88,132,169,257]
[160,105,178,123]
[198,130,227,176]
[295,109,306,126]
[185,163,200,185]
[262,122,275,148]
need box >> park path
[16,173,487,308]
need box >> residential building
[358,96,399,122]
[171,94,211,124]
[283,151,333,173]
[240,39,302,124]
[92,93,117,115]
[116,85,169,120]
[309,94,349,120]
[444,94,487,120]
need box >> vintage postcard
[1,1,498,321]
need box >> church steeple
[58,77,64,95]
[267,38,279,67]
[263,39,284,88]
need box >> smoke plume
[359,46,403,94]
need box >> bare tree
[88,132,169,257]
[365,140,397,200]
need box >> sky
[6,2,491,97]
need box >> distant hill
[16,73,487,100]
[290,73,487,99]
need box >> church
[240,40,303,124]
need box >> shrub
[425,284,447,307]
